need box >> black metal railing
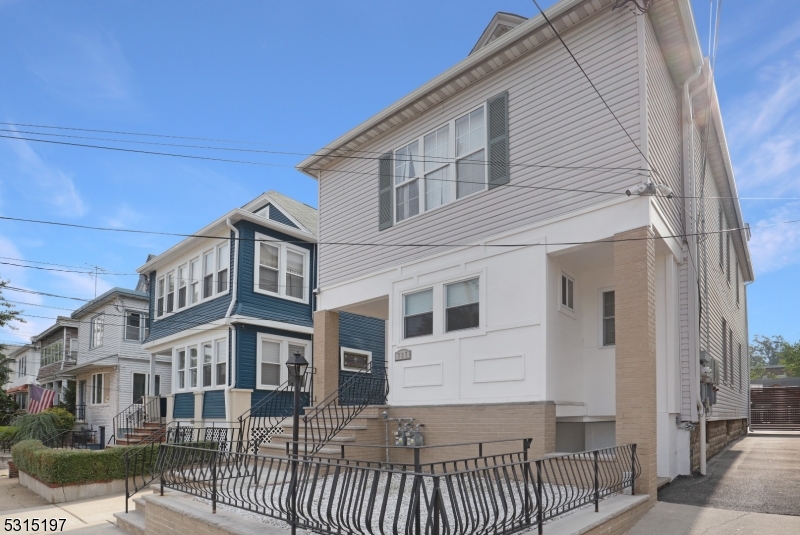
[75,404,86,422]
[41,428,98,449]
[302,364,389,455]
[157,440,640,535]
[236,371,312,454]
[112,395,163,444]
[122,422,241,511]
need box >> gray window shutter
[487,91,510,189]
[378,152,393,230]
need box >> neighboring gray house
[68,288,171,440]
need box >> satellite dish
[113,296,125,313]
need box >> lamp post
[286,350,308,535]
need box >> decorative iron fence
[123,422,241,511]
[41,428,98,450]
[156,440,639,535]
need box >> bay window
[177,349,186,389]
[202,343,213,387]
[215,339,227,386]
[189,346,198,388]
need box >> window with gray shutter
[378,152,393,230]
[487,91,509,189]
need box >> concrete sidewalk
[628,501,800,534]
[0,470,127,533]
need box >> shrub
[12,412,61,442]
[11,440,160,486]
[44,407,75,432]
[0,425,19,451]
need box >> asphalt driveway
[657,431,800,516]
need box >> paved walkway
[0,470,127,533]
[657,431,800,516]
[628,501,800,535]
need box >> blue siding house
[137,191,319,426]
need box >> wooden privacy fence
[750,386,800,430]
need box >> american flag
[28,384,55,415]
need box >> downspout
[224,218,239,409]
[684,64,706,475]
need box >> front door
[132,373,147,404]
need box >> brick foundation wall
[690,418,747,472]
[383,402,555,464]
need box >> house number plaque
[395,349,412,361]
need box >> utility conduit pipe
[224,218,239,419]
[697,399,706,475]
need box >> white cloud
[51,270,113,301]
[4,135,86,216]
[27,30,133,106]
[748,203,800,274]
[106,204,144,229]
[0,235,51,345]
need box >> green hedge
[11,440,160,486]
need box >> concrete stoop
[114,489,651,535]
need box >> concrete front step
[113,510,145,535]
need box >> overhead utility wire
[0,213,793,249]
[0,129,789,201]
[530,0,662,182]
[0,126,651,175]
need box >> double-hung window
[395,141,421,222]
[445,278,479,332]
[561,274,575,311]
[156,277,165,317]
[166,272,175,313]
[455,107,486,199]
[259,340,282,388]
[189,346,198,388]
[203,251,214,298]
[189,258,200,304]
[18,356,27,377]
[124,311,146,341]
[215,339,227,386]
[90,314,104,349]
[91,373,104,404]
[258,243,280,293]
[178,265,187,308]
[602,291,615,346]
[217,243,229,293]
[202,343,213,387]
[424,126,451,210]
[255,238,309,302]
[177,349,186,389]
[404,289,433,338]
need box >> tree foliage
[779,341,800,378]
[0,278,24,386]
[750,335,786,366]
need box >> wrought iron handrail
[236,371,312,454]
[112,395,163,445]
[301,364,388,455]
[157,441,641,535]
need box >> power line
[0,213,793,249]
[531,0,661,182]
[6,300,76,312]
[0,256,105,272]
[0,127,792,201]
[4,286,90,302]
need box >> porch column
[614,226,658,498]
[312,310,340,405]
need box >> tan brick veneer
[312,310,340,404]
[614,226,657,500]
[385,401,555,464]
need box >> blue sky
[0,0,798,345]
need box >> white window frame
[188,345,199,389]
[91,373,105,405]
[340,347,372,373]
[253,235,310,304]
[18,355,27,377]
[444,278,481,333]
[124,310,147,341]
[393,103,488,225]
[599,288,615,348]
[176,348,186,390]
[156,276,165,317]
[214,338,228,387]
[90,313,105,349]
[177,263,188,309]
[558,272,576,317]
[403,288,434,339]
[189,257,201,305]
[201,342,214,388]
[217,242,230,294]
[255,335,311,391]
[202,249,215,300]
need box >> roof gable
[470,12,528,56]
